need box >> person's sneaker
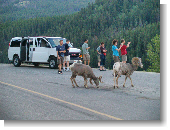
[66,67,70,72]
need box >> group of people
[56,39,71,74]
[56,38,131,74]
[82,39,131,71]
[112,39,131,64]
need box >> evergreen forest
[0,0,95,22]
[0,0,160,72]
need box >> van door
[32,38,51,63]
[20,39,27,61]
[28,38,34,61]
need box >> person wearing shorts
[120,39,131,63]
[112,39,122,63]
[63,40,71,71]
[82,39,90,65]
[122,55,127,62]
[113,55,120,63]
[83,53,90,62]
[56,40,66,74]
[58,56,64,65]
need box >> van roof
[11,36,66,41]
[31,36,62,38]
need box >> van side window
[37,38,46,47]
[29,38,33,47]
[10,41,20,47]
[40,39,46,47]
[38,39,50,47]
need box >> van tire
[13,56,21,67]
[49,57,57,69]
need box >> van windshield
[46,38,66,48]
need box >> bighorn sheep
[113,57,143,88]
[70,63,102,88]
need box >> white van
[8,36,82,69]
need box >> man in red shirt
[120,39,131,63]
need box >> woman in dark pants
[100,42,107,71]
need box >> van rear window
[10,41,20,47]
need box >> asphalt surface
[0,64,160,120]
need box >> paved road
[0,64,160,120]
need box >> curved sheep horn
[131,57,139,65]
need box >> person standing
[63,39,71,71]
[120,39,131,63]
[96,45,101,69]
[100,42,107,71]
[56,40,66,74]
[82,39,90,65]
[112,39,122,63]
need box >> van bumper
[70,57,82,64]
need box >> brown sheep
[70,63,102,88]
[113,57,143,88]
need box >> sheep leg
[128,76,134,87]
[113,72,116,89]
[89,78,93,85]
[83,76,88,88]
[85,79,88,88]
[123,76,128,87]
[116,75,120,88]
[73,78,79,87]
[70,77,75,88]
[71,74,79,88]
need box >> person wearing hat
[56,40,66,74]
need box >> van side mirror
[69,43,73,48]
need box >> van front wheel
[13,56,21,67]
[49,57,57,69]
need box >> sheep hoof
[97,86,99,88]
[123,85,125,87]
[76,85,79,87]
[72,86,75,88]
[116,86,119,88]
[113,86,115,89]
[131,85,134,87]
[85,86,88,89]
